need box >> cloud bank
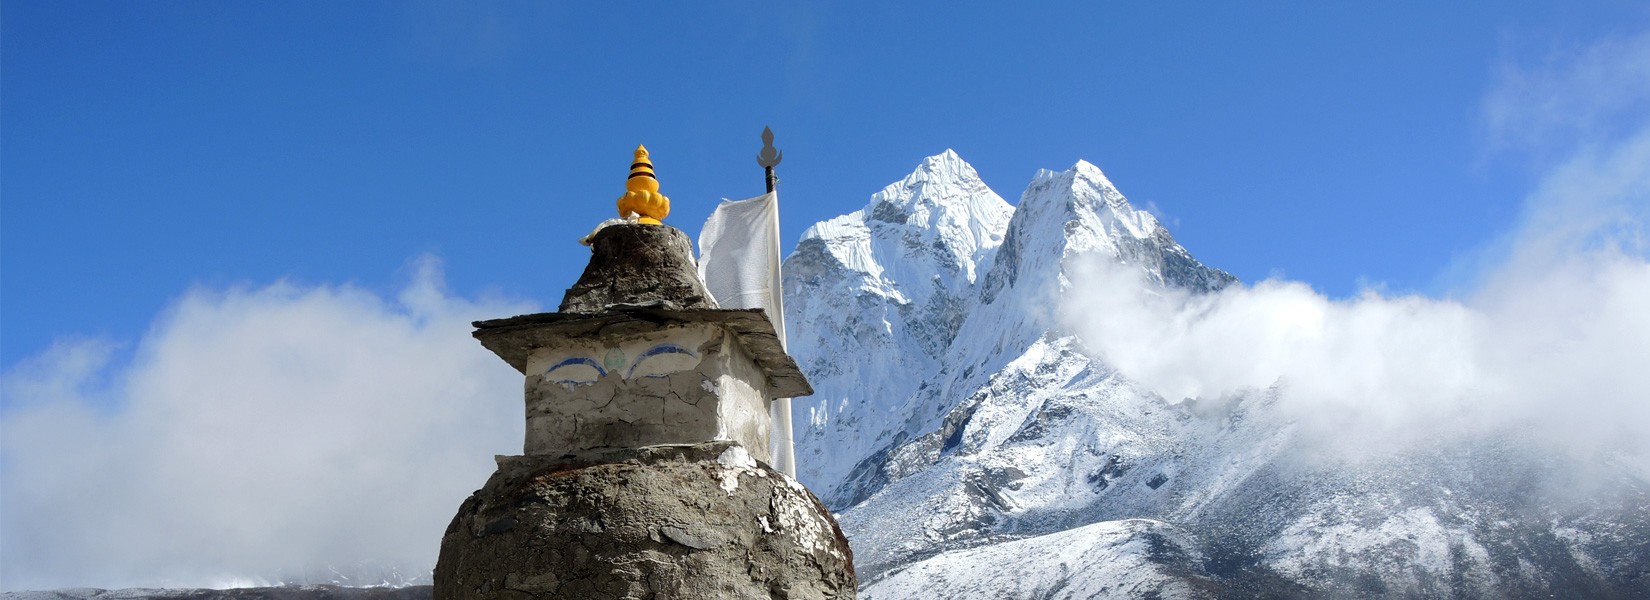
[1067,30,1650,470]
[1069,243,1650,468]
[1,258,532,590]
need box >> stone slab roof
[473,306,813,399]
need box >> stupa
[432,145,856,599]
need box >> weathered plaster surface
[521,324,772,463]
[525,327,714,384]
[713,332,769,456]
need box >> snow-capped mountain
[784,149,1013,506]
[784,151,1649,598]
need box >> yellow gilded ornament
[616,145,670,225]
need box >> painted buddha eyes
[626,343,696,378]
[543,357,606,383]
[544,343,700,384]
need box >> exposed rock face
[560,225,714,313]
[433,442,855,600]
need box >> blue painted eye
[627,343,699,378]
[544,356,606,384]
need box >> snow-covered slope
[862,519,1222,600]
[789,153,1235,509]
[784,149,1012,505]
[783,151,1650,598]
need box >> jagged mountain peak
[1071,158,1116,185]
[873,149,980,207]
[858,150,1009,237]
[1020,160,1155,240]
[797,151,1011,286]
[905,148,977,181]
[1032,158,1120,193]
[916,148,970,175]
[977,157,1232,310]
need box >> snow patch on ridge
[862,519,1215,599]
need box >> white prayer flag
[698,192,783,337]
[698,191,797,478]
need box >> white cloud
[1483,30,1650,160]
[0,257,533,591]
[1068,246,1650,467]
[1066,29,1650,471]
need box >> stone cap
[559,223,714,313]
[473,307,813,399]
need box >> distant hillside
[2,586,431,600]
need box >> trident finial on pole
[757,126,782,193]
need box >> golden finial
[617,144,670,225]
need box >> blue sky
[5,2,1644,369]
[4,2,1650,590]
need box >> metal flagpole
[760,127,781,194]
[757,126,797,478]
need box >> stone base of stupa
[432,441,856,600]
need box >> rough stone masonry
[434,223,855,600]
